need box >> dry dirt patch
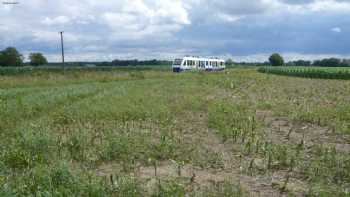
[256,110,350,154]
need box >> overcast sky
[0,0,349,62]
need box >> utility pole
[59,31,65,71]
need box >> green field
[0,65,171,76]
[1,68,350,196]
[258,66,350,79]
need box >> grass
[1,68,350,196]
[0,65,171,76]
[258,66,350,79]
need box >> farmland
[258,66,350,80]
[1,68,350,196]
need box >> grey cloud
[0,0,350,62]
[279,0,315,4]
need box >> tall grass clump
[208,101,257,142]
[2,129,56,170]
[1,162,126,196]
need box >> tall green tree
[0,47,23,67]
[29,53,48,66]
[269,53,284,66]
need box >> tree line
[267,53,350,67]
[0,47,171,67]
[0,47,48,67]
[285,58,350,67]
[1,47,349,68]
[110,59,172,66]
[228,53,350,67]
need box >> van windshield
[173,59,183,65]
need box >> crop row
[258,66,350,79]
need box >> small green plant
[110,175,141,197]
[65,129,90,162]
[197,181,245,197]
[152,180,186,197]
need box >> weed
[196,181,245,197]
[153,180,186,197]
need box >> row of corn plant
[258,66,350,80]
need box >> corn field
[1,68,350,196]
[258,66,350,79]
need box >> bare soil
[256,110,350,154]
